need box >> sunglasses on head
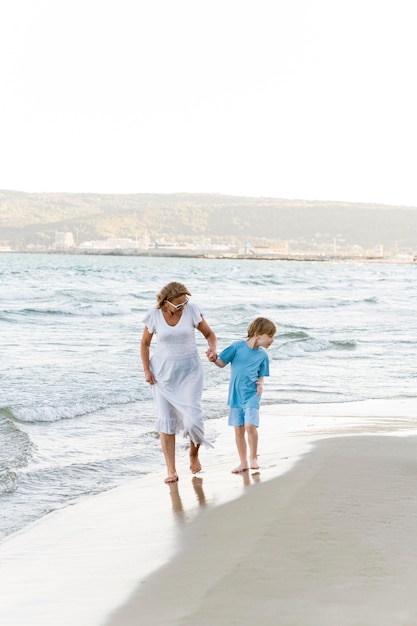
[166,296,189,310]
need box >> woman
[141,281,217,483]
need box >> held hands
[206,347,218,362]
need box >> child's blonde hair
[247,317,276,338]
[156,282,191,309]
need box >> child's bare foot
[231,463,249,474]
[250,458,259,470]
[164,473,178,483]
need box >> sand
[2,399,417,626]
[107,434,417,626]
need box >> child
[213,317,276,473]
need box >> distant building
[53,232,75,249]
[250,242,289,255]
[78,236,149,250]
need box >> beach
[1,398,417,626]
[107,432,417,626]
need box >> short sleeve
[188,302,204,328]
[259,352,270,377]
[218,342,237,364]
[142,308,158,333]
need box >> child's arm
[255,376,264,396]
[213,356,227,368]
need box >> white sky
[1,0,416,206]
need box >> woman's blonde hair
[156,282,191,309]
[247,317,276,338]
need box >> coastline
[1,398,417,626]
[1,249,416,263]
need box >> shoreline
[1,398,417,625]
[1,249,416,263]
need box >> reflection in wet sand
[167,476,208,522]
[236,469,262,487]
[168,482,186,521]
[191,476,207,507]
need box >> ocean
[1,252,416,544]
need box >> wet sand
[107,434,417,626]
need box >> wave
[267,296,379,310]
[279,330,310,340]
[238,276,284,286]
[0,287,56,302]
[8,303,133,317]
[270,392,417,405]
[331,339,357,349]
[0,412,33,494]
[0,411,33,464]
[276,337,357,358]
[1,293,379,319]
[7,391,144,423]
[22,456,151,499]
[0,471,19,494]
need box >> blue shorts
[228,407,260,428]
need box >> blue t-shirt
[219,340,270,409]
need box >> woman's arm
[197,317,218,362]
[140,327,156,384]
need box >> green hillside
[1,190,417,252]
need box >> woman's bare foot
[164,473,179,483]
[231,463,249,474]
[250,458,259,470]
[189,456,202,474]
[189,442,202,474]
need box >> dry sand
[107,435,417,626]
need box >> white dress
[142,302,213,448]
